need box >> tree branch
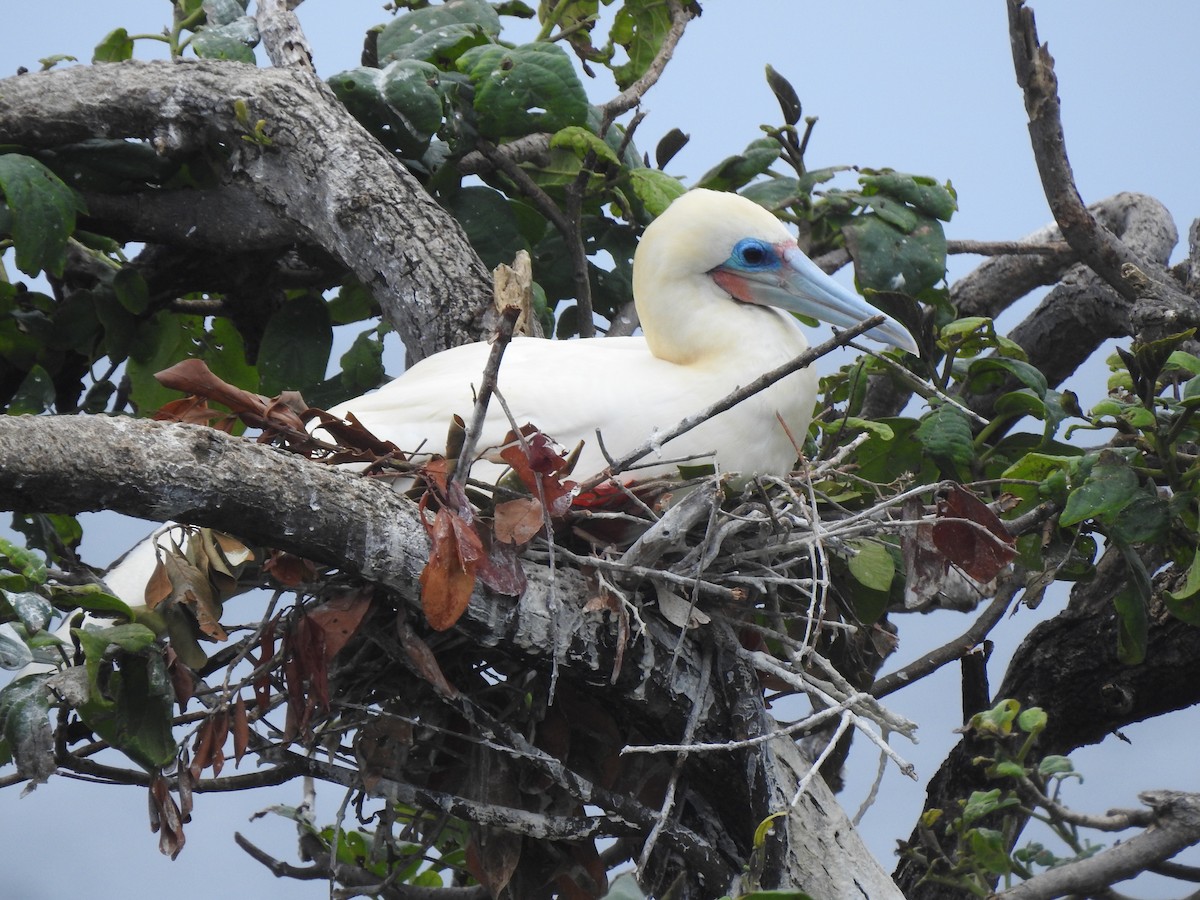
[994,792,1200,900]
[1007,0,1192,314]
[0,61,493,359]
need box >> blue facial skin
[726,237,780,271]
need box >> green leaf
[859,171,957,221]
[550,125,621,166]
[842,212,946,296]
[379,59,444,156]
[1037,755,1075,777]
[444,186,530,269]
[752,811,787,848]
[1060,453,1140,527]
[1017,707,1047,734]
[0,154,83,277]
[202,0,246,26]
[457,42,589,139]
[696,138,781,192]
[968,700,1020,738]
[7,364,55,415]
[966,357,1049,398]
[609,0,676,90]
[1112,581,1148,665]
[0,674,55,784]
[990,761,1026,779]
[93,27,134,62]
[968,826,1012,875]
[915,404,974,467]
[847,540,895,593]
[628,168,686,217]
[3,590,52,634]
[258,294,334,394]
[112,267,151,314]
[377,0,500,64]
[338,328,387,397]
[1165,544,1200,625]
[191,17,258,63]
[0,630,33,669]
[125,312,204,414]
[328,280,376,325]
[74,624,176,769]
[0,538,47,584]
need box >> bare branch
[994,792,1200,900]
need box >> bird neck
[638,273,801,366]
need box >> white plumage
[327,189,915,482]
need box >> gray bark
[0,60,493,360]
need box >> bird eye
[734,239,773,268]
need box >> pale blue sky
[2,3,1199,897]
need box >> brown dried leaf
[354,717,413,793]
[493,497,544,545]
[262,551,318,588]
[165,647,196,711]
[475,528,527,597]
[554,840,607,899]
[932,484,1016,583]
[210,710,228,778]
[499,426,578,518]
[466,827,522,899]
[419,507,482,631]
[149,773,186,860]
[397,613,460,699]
[189,718,214,781]
[232,694,249,767]
[254,620,276,716]
[307,589,372,662]
[144,557,173,608]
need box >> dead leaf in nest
[932,484,1016,583]
[475,529,527,597]
[165,647,196,711]
[494,497,544,545]
[355,717,413,793]
[254,620,276,715]
[419,506,483,631]
[397,607,460,698]
[282,613,330,740]
[263,551,318,588]
[583,586,628,684]
[148,773,186,860]
[499,426,578,519]
[655,584,709,629]
[307,589,372,662]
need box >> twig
[872,576,1020,699]
[579,316,890,491]
[451,305,521,486]
[598,0,697,132]
[947,238,1073,257]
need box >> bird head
[635,189,919,355]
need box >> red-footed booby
[326,188,915,482]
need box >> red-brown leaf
[932,485,1016,583]
[419,507,482,631]
[262,551,318,588]
[493,497,544,545]
[307,589,372,662]
[232,693,249,767]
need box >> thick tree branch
[994,792,1200,900]
[0,413,904,897]
[0,60,492,359]
[1007,0,1193,316]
